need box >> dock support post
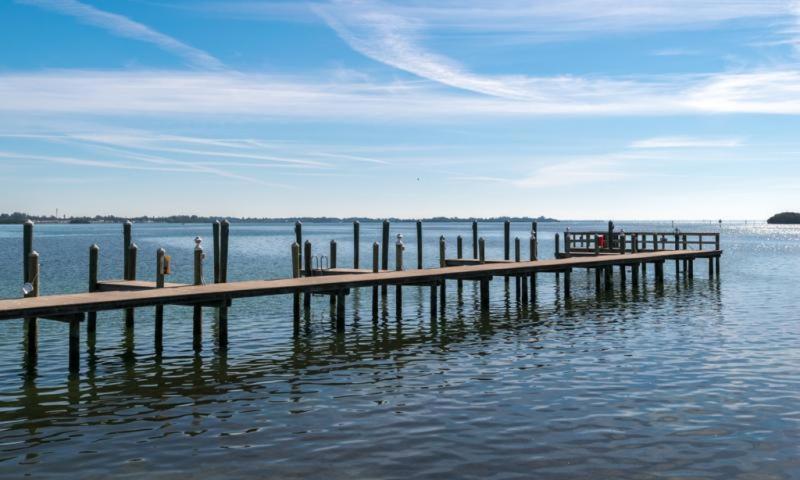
[69,314,81,374]
[220,219,229,281]
[396,236,404,318]
[304,241,312,310]
[330,240,338,307]
[682,234,688,275]
[430,283,437,318]
[620,263,626,286]
[125,243,137,328]
[514,238,521,302]
[595,267,601,294]
[372,242,379,321]
[674,231,680,277]
[336,290,346,332]
[457,236,464,293]
[655,261,664,284]
[292,243,301,327]
[25,250,39,360]
[479,237,485,264]
[472,221,478,259]
[23,219,34,284]
[416,220,423,269]
[439,236,446,312]
[604,265,612,291]
[381,220,389,296]
[715,234,721,276]
[607,221,614,250]
[631,261,639,287]
[564,269,571,297]
[353,221,360,269]
[88,244,99,336]
[504,220,510,261]
[155,248,165,352]
[708,257,714,278]
[123,220,132,280]
[529,230,537,303]
[688,258,694,279]
[213,221,221,283]
[480,277,490,310]
[193,238,203,352]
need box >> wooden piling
[372,242,379,320]
[472,220,478,259]
[530,230,538,302]
[336,290,346,332]
[125,243,137,328]
[330,240,338,306]
[514,237,521,302]
[353,221,360,269]
[213,220,221,283]
[88,244,99,335]
[396,236,403,317]
[381,220,389,295]
[193,239,203,352]
[674,231,680,277]
[416,220,423,269]
[155,248,165,352]
[304,240,312,310]
[439,236,446,310]
[295,221,302,267]
[688,258,694,279]
[23,220,33,284]
[25,251,39,359]
[430,283,437,318]
[564,269,571,297]
[504,220,510,261]
[69,314,81,374]
[607,221,614,250]
[292,242,301,325]
[479,237,485,264]
[457,235,464,293]
[220,219,230,283]
[564,230,571,257]
[715,233,721,276]
[123,220,132,280]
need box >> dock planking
[0,249,719,321]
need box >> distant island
[0,212,558,225]
[767,212,800,224]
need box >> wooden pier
[2,219,722,376]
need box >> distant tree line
[0,212,558,225]
[767,212,800,224]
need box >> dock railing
[562,230,720,257]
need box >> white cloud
[630,136,744,149]
[4,69,800,117]
[17,0,224,70]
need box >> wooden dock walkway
[4,219,723,376]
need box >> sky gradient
[1,0,800,220]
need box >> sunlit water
[0,221,798,479]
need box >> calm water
[0,221,798,479]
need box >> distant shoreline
[0,213,558,225]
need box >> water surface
[0,221,798,479]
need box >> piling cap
[90,243,99,250]
[125,220,132,225]
[24,219,34,226]
[194,236,203,248]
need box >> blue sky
[1,0,800,219]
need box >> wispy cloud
[5,69,800,117]
[17,0,224,70]
[630,136,744,149]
